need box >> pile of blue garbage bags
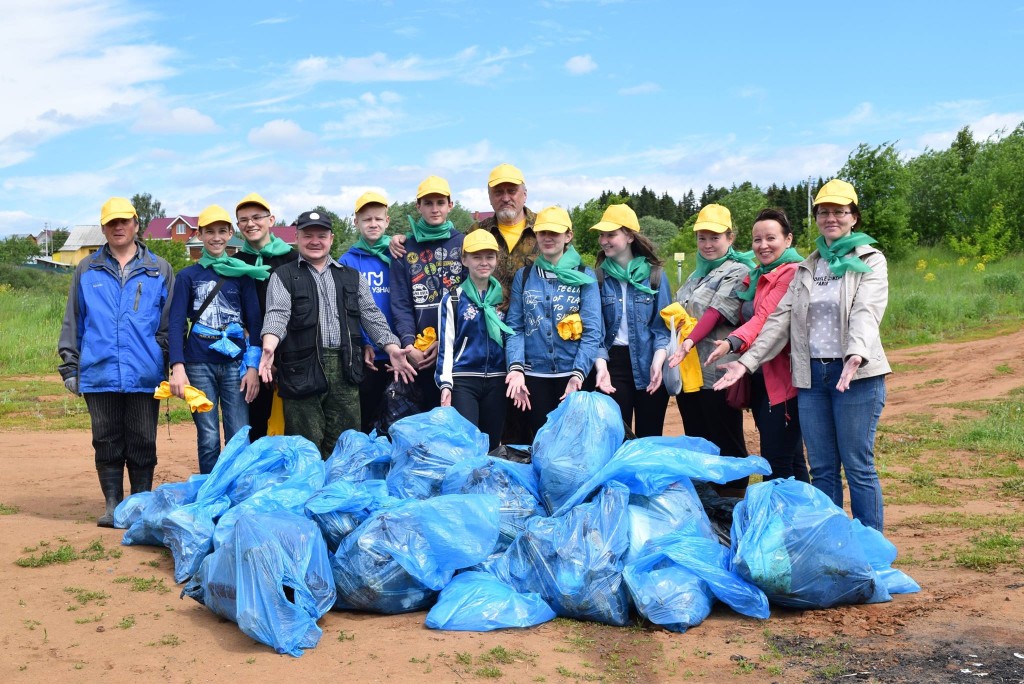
[113,392,919,657]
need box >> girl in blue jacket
[588,204,671,437]
[505,206,603,438]
[436,230,514,450]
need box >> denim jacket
[597,271,671,389]
[506,264,603,383]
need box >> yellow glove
[557,313,583,341]
[414,327,437,351]
[659,302,697,342]
[153,381,215,413]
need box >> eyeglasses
[816,209,853,218]
[236,214,271,227]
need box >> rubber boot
[128,466,154,495]
[96,465,124,528]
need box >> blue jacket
[435,286,509,390]
[506,263,603,383]
[339,246,394,362]
[598,268,672,389]
[58,242,174,393]
[390,231,465,347]
[167,264,262,367]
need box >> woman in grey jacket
[714,179,891,531]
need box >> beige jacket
[737,243,891,389]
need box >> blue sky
[2,0,1023,236]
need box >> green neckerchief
[239,234,292,267]
[198,249,271,281]
[737,247,805,301]
[815,232,876,276]
[352,235,392,265]
[600,256,657,295]
[406,215,453,243]
[459,277,514,347]
[689,246,757,280]
[534,245,597,286]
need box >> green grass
[0,286,68,376]
[113,576,172,594]
[0,502,19,514]
[64,587,109,606]
[16,544,77,567]
[884,247,1024,347]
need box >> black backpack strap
[649,265,662,291]
[186,277,226,340]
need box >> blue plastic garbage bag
[851,519,921,596]
[624,529,769,632]
[441,457,544,551]
[531,391,624,514]
[425,571,556,631]
[113,491,154,530]
[731,479,890,609]
[120,475,208,545]
[332,494,501,613]
[386,407,489,499]
[182,511,335,657]
[485,482,632,626]
[326,429,391,483]
[626,480,716,562]
[212,480,320,551]
[553,435,771,516]
[163,495,231,583]
[304,480,394,553]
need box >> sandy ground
[2,330,1023,683]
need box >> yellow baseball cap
[693,204,732,233]
[463,230,501,253]
[814,179,858,206]
[534,206,572,234]
[416,175,451,199]
[236,192,271,214]
[198,205,233,228]
[590,204,640,232]
[100,197,137,225]
[488,163,525,187]
[355,191,389,214]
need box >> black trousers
[451,376,508,452]
[83,392,159,470]
[602,345,669,438]
[676,387,749,491]
[750,373,809,482]
[521,375,572,442]
[247,380,274,442]
[359,360,392,433]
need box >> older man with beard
[390,163,537,309]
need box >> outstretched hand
[704,339,731,367]
[711,361,748,392]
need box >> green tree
[569,194,626,257]
[906,147,961,245]
[130,193,166,232]
[717,183,768,250]
[143,238,190,272]
[0,236,40,265]
[638,215,679,258]
[962,123,1024,254]
[50,228,70,253]
[839,142,915,260]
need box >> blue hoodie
[339,246,394,362]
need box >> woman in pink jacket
[705,208,807,481]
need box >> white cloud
[565,54,597,75]
[427,141,495,171]
[253,17,289,25]
[290,46,525,84]
[618,82,660,96]
[0,0,176,168]
[736,86,767,99]
[132,105,220,134]
[0,210,44,237]
[827,102,877,134]
[3,171,115,199]
[247,119,319,149]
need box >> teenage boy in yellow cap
[233,193,297,440]
[167,205,267,474]
[436,230,514,450]
[390,175,466,410]
[339,191,395,432]
[58,197,175,526]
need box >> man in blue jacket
[58,197,175,527]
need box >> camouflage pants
[282,349,360,459]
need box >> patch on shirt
[463,304,479,321]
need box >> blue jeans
[186,362,249,474]
[798,360,886,531]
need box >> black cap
[296,210,332,231]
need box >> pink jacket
[732,262,798,407]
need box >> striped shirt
[262,255,399,351]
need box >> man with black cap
[258,210,416,458]
[58,197,175,526]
